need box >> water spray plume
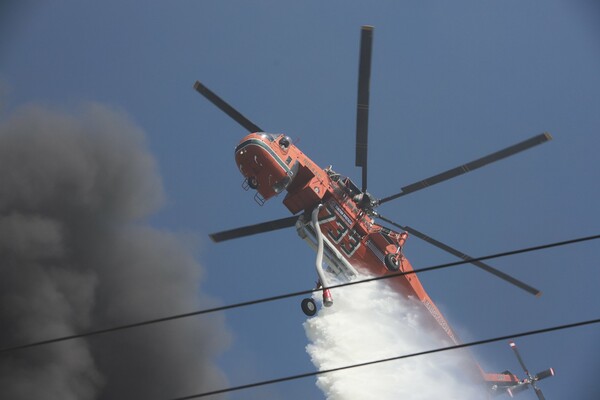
[305,277,488,400]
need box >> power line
[1,233,598,354]
[169,317,600,399]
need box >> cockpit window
[272,161,299,193]
[279,136,291,149]
[272,176,291,194]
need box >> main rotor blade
[209,215,298,243]
[378,133,552,205]
[377,215,542,296]
[193,81,263,133]
[355,25,374,192]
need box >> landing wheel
[301,298,317,316]
[384,254,400,271]
[248,177,258,189]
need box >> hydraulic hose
[311,205,329,291]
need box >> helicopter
[195,25,554,398]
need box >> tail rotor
[506,341,554,399]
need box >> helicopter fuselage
[235,132,460,342]
[234,131,526,392]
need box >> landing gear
[248,177,258,189]
[301,298,317,316]
[384,253,400,271]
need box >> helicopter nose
[234,134,291,201]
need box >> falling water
[304,276,489,400]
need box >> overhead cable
[169,318,600,399]
[1,233,598,354]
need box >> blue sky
[2,1,599,399]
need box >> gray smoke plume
[0,104,230,399]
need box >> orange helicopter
[195,25,554,398]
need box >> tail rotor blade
[355,25,374,193]
[378,215,541,296]
[193,81,263,133]
[535,368,555,381]
[534,386,546,400]
[507,383,530,397]
[510,341,532,377]
[210,215,298,242]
